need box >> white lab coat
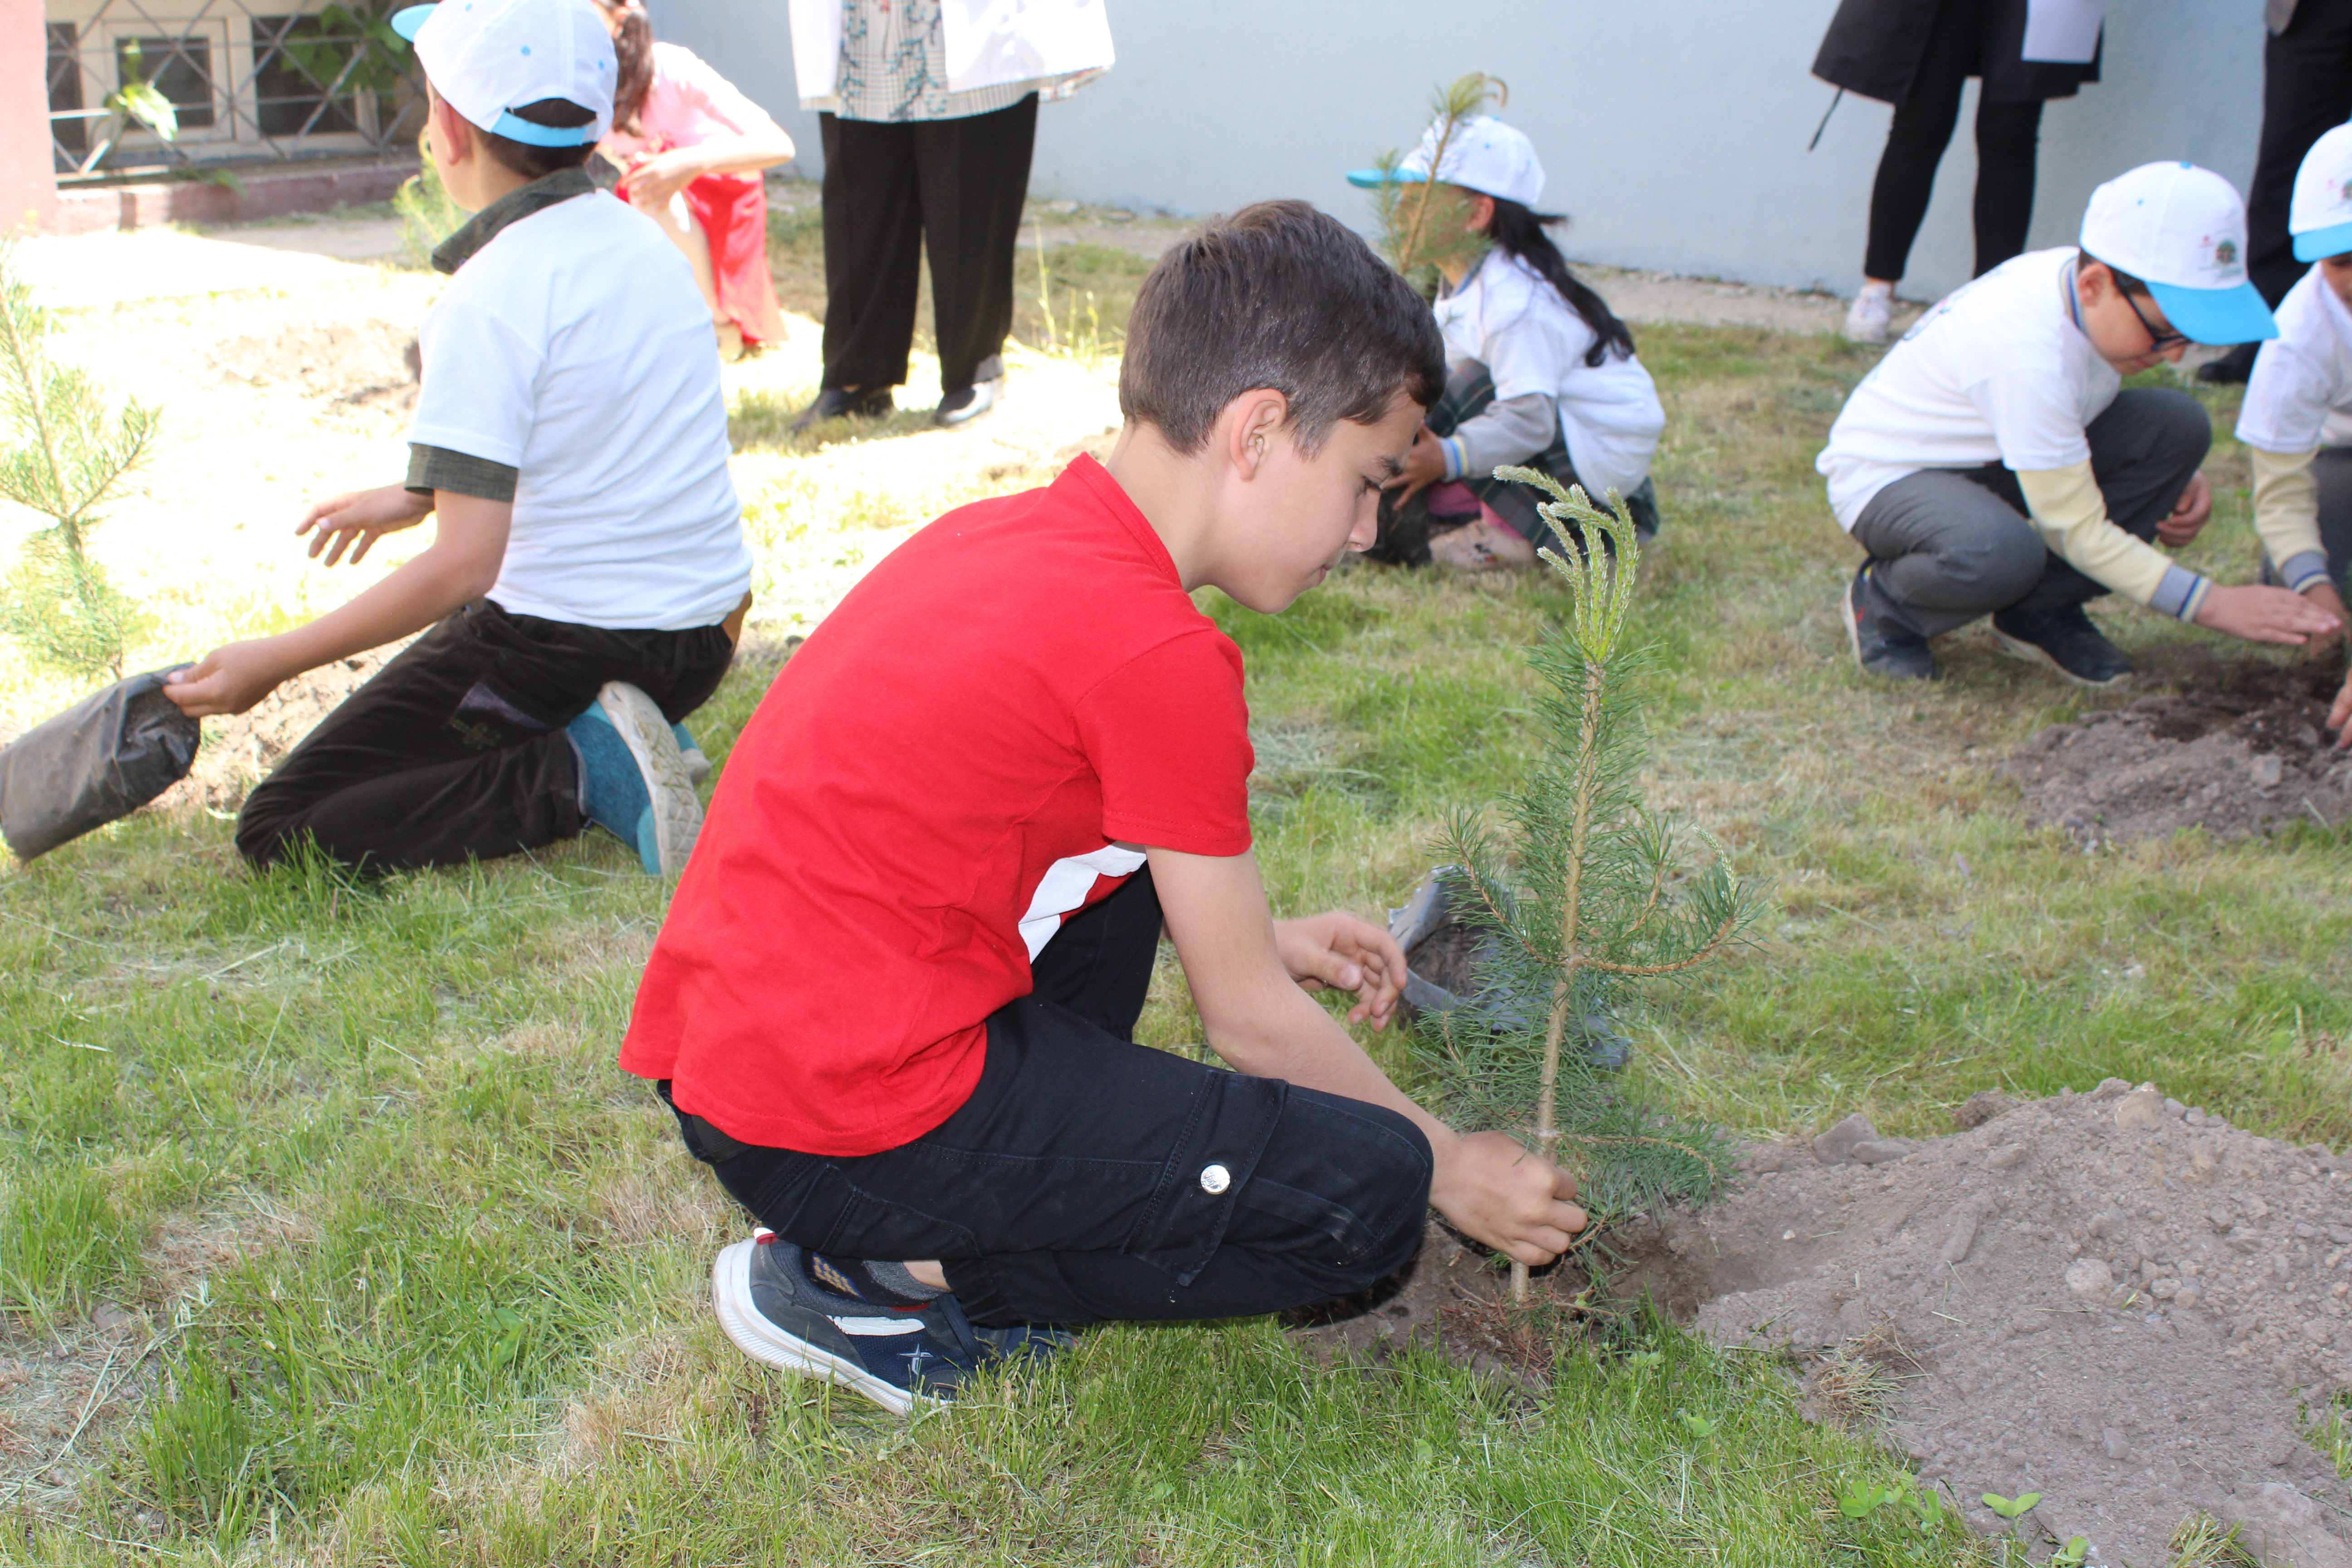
[789,0,1115,106]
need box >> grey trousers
[1849,387,2212,639]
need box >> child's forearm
[265,494,512,683]
[681,130,795,179]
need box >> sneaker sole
[1985,626,2132,689]
[709,1240,936,1418]
[596,683,702,876]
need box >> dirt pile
[150,647,398,817]
[1679,1082,2352,1566]
[205,312,419,409]
[2005,654,2352,845]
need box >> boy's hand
[2332,667,2352,749]
[163,637,293,718]
[2300,580,2348,663]
[1430,1129,1587,1266]
[2194,583,2341,646]
[2155,470,2213,547]
[1272,911,1406,1029]
[299,486,433,568]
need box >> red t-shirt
[620,457,1254,1155]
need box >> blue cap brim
[2146,278,2278,345]
[2294,220,2352,263]
[1345,167,1430,190]
[389,4,432,40]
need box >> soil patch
[2005,651,2352,845]
[151,646,401,817]
[1293,1082,2352,1566]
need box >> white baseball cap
[2291,123,2352,262]
[391,0,614,147]
[2078,161,2276,345]
[1347,115,1546,210]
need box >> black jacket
[1812,0,2101,106]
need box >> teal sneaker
[566,683,701,876]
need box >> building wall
[647,0,2268,304]
[3,0,57,231]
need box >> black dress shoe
[2196,341,2261,385]
[789,386,894,432]
[934,378,1000,428]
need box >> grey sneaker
[710,1231,1062,1416]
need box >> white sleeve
[1969,368,2093,474]
[2235,341,2337,454]
[1481,303,1587,404]
[407,291,540,469]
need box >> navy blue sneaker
[711,1231,1065,1415]
[1989,603,2133,688]
[1845,564,1936,681]
[565,683,701,876]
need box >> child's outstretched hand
[299,485,433,568]
[1273,911,1406,1029]
[164,637,292,718]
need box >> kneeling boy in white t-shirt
[166,0,752,875]
[1817,162,2338,686]
[2236,122,2352,743]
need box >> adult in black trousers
[2202,0,2352,384]
[797,95,1038,430]
[1813,0,2102,342]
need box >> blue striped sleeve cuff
[1439,435,1467,484]
[2150,565,2212,623]
[2277,550,2332,593]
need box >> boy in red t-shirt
[621,201,1587,1414]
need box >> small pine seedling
[1413,474,1758,1300]
[1369,71,1508,294]
[0,241,158,678]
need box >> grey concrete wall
[650,0,2268,304]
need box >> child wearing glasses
[1818,161,2339,686]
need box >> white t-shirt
[1817,247,2121,531]
[1433,250,1664,500]
[410,191,753,631]
[2237,266,2352,454]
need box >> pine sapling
[1415,474,1757,1301]
[1372,72,1508,291]
[0,241,160,679]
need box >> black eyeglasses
[2117,286,2190,354]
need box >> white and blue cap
[2080,161,2277,346]
[2290,123,2352,262]
[392,0,613,147]
[1346,115,1545,210]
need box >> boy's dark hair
[429,77,598,180]
[481,97,600,180]
[1481,197,1636,368]
[2081,253,2153,299]
[1120,200,1445,456]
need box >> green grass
[4,322,2347,1563]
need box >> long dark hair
[1482,197,1635,368]
[609,3,654,135]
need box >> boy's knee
[1242,1094,1433,1294]
[1957,534,2050,606]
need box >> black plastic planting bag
[0,667,199,861]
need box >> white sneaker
[1842,286,1895,345]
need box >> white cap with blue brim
[2080,161,2277,346]
[2290,122,2352,264]
[391,0,614,147]
[1345,114,1546,210]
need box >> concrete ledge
[47,159,418,237]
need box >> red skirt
[621,167,787,346]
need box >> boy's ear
[428,91,474,167]
[1225,389,1290,480]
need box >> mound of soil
[206,313,419,409]
[2006,654,2352,844]
[1293,1082,2352,1566]
[1681,1084,2352,1566]
[150,647,398,817]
